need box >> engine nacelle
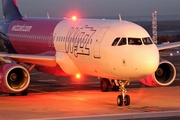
[0,63,30,93]
[140,59,176,86]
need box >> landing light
[76,73,81,79]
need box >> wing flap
[0,53,57,67]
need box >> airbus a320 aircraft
[0,0,180,106]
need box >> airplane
[0,0,180,106]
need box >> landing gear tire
[117,95,123,106]
[124,95,130,106]
[9,93,16,96]
[100,78,110,92]
[21,89,28,96]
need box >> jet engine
[140,59,176,86]
[0,63,30,93]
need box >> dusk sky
[0,0,180,19]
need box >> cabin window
[142,37,153,45]
[112,37,120,46]
[118,38,127,46]
[128,38,142,45]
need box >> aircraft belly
[56,52,80,75]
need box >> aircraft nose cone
[133,48,159,77]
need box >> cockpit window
[112,37,152,46]
[118,38,126,46]
[128,38,142,45]
[112,37,120,46]
[142,37,153,45]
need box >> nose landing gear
[115,80,130,106]
[100,78,131,106]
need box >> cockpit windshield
[142,37,153,45]
[111,37,120,46]
[118,38,126,46]
[111,37,153,46]
[128,38,142,45]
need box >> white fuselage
[53,19,159,80]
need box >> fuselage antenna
[119,14,122,22]
[47,13,50,19]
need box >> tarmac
[0,49,180,120]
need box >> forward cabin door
[94,27,108,59]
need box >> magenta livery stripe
[8,18,64,54]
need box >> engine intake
[140,59,176,86]
[0,64,30,93]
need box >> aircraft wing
[157,41,180,50]
[0,52,57,67]
[1,41,180,67]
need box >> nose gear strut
[115,80,131,106]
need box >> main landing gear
[100,78,119,92]
[9,89,29,96]
[100,78,131,106]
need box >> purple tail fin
[2,0,22,20]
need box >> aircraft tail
[2,0,22,20]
